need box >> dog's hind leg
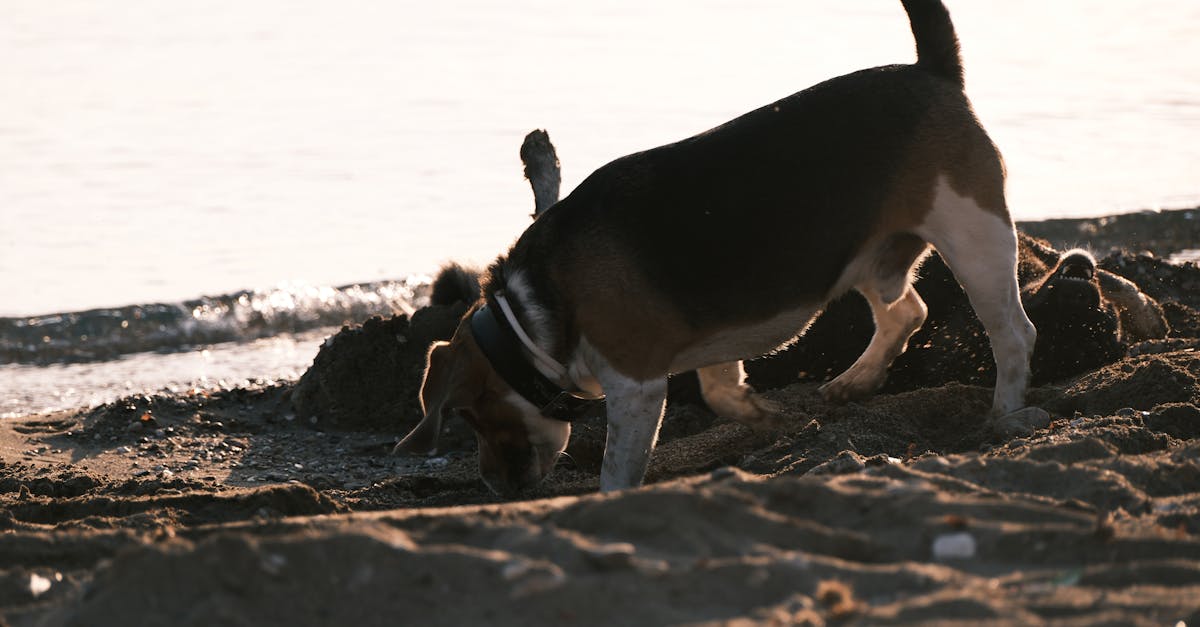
[916,179,1037,416]
[820,284,928,403]
[697,361,783,430]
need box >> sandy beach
[3,209,1200,626]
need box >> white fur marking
[915,176,1035,414]
[584,348,667,491]
[496,292,570,381]
[506,271,552,345]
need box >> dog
[398,0,1039,496]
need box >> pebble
[28,573,52,597]
[932,532,977,560]
[259,553,288,575]
[991,407,1052,438]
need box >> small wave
[0,277,431,365]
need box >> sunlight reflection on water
[2,0,1198,317]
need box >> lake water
[2,0,1199,417]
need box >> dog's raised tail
[900,0,963,87]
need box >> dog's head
[1023,248,1126,381]
[395,311,570,496]
[1037,249,1103,309]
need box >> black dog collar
[470,302,605,422]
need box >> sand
[3,210,1200,626]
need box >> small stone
[29,573,52,597]
[990,407,1052,438]
[932,532,977,560]
[260,553,288,575]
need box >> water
[3,0,1199,417]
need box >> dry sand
[3,210,1200,626]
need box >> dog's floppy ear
[394,341,475,455]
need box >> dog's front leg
[598,376,668,492]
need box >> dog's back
[540,68,996,323]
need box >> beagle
[399,0,1038,496]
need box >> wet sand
[3,210,1199,626]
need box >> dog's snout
[476,436,548,497]
[1050,277,1101,309]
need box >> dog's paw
[705,385,786,431]
[819,367,887,404]
[988,406,1052,439]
